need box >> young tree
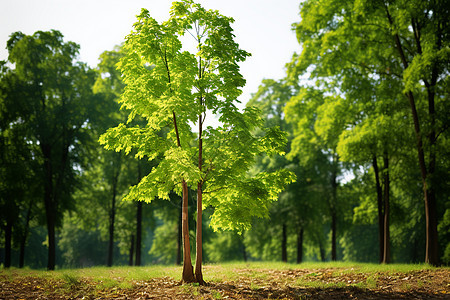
[100,0,294,283]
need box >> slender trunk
[194,105,204,284]
[195,182,204,283]
[382,152,390,264]
[405,90,438,264]
[46,212,56,270]
[172,109,194,281]
[107,179,117,267]
[4,220,12,268]
[19,198,34,268]
[135,202,142,266]
[129,235,135,266]
[181,180,195,282]
[426,188,439,265]
[331,212,337,261]
[330,157,338,261]
[373,156,384,263]
[177,199,182,265]
[385,6,439,265]
[281,223,287,262]
[135,163,142,266]
[42,143,56,271]
[297,227,304,264]
[319,239,326,262]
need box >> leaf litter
[1,266,449,299]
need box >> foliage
[99,0,295,233]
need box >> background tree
[284,87,347,261]
[3,30,98,270]
[289,0,449,265]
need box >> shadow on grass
[208,282,448,299]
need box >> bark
[382,153,390,264]
[330,156,338,261]
[135,202,142,266]
[41,143,56,271]
[45,209,56,270]
[177,200,182,265]
[107,175,118,267]
[281,223,287,262]
[129,235,135,266]
[194,183,204,284]
[4,220,12,268]
[372,156,385,263]
[19,198,34,268]
[135,163,142,266]
[172,108,194,281]
[181,180,195,282]
[297,227,304,264]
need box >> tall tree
[290,0,449,265]
[284,88,347,261]
[100,0,294,283]
[4,30,97,270]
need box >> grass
[1,262,448,300]
[60,271,81,288]
[0,261,444,290]
[179,282,200,296]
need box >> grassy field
[1,262,449,299]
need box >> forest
[1,0,449,280]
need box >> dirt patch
[1,267,449,299]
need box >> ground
[1,263,449,299]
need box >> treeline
[1,0,449,270]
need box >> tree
[100,0,294,283]
[4,30,97,270]
[290,0,449,265]
[284,87,347,261]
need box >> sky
[0,0,301,107]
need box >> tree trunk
[181,180,195,282]
[281,223,287,262]
[135,202,142,266]
[129,235,135,266]
[4,220,12,268]
[177,200,182,265]
[372,156,384,263]
[330,156,338,261]
[195,183,204,284]
[172,109,194,281]
[107,180,117,267]
[46,210,56,270]
[42,143,56,271]
[385,7,439,265]
[297,227,304,264]
[319,239,326,262]
[19,198,33,268]
[194,111,204,284]
[382,153,390,264]
[331,212,337,261]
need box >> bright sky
[0,0,300,106]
